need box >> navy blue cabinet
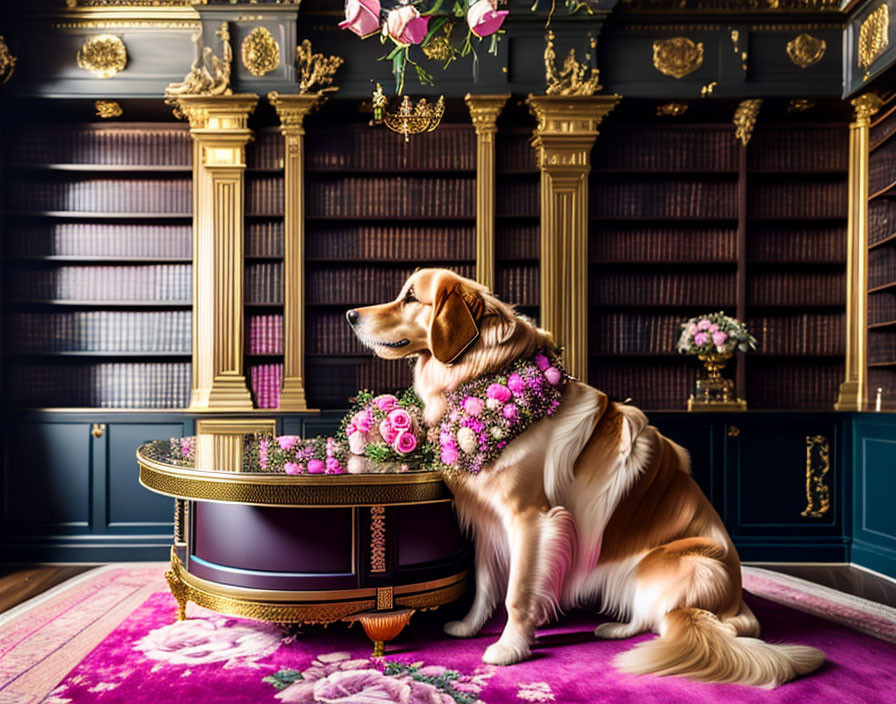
[851,415,896,578]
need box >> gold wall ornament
[241,26,279,77]
[802,435,831,518]
[733,98,762,146]
[859,4,889,71]
[371,84,445,142]
[76,34,127,78]
[422,21,455,62]
[786,33,826,68]
[700,81,717,97]
[657,101,688,117]
[544,31,601,96]
[296,39,343,95]
[95,99,122,118]
[787,98,814,112]
[165,21,233,117]
[0,35,16,87]
[652,36,704,79]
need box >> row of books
[869,246,896,289]
[6,311,191,352]
[868,368,896,399]
[868,199,896,245]
[308,225,475,260]
[10,178,191,213]
[308,311,367,355]
[748,181,846,218]
[5,223,192,258]
[307,178,475,218]
[248,131,283,171]
[306,264,475,304]
[747,226,845,261]
[250,363,282,409]
[247,221,285,258]
[589,313,684,354]
[749,128,847,171]
[588,361,698,410]
[7,362,191,408]
[870,112,896,151]
[591,181,737,218]
[590,272,736,306]
[868,330,896,363]
[8,125,192,166]
[746,361,842,409]
[10,265,192,302]
[246,263,283,304]
[306,357,413,408]
[247,176,285,215]
[496,225,539,260]
[590,227,736,262]
[496,182,539,217]
[496,264,539,306]
[748,313,845,355]
[597,128,738,172]
[496,134,537,173]
[248,314,284,355]
[303,125,476,171]
[869,291,896,325]
[869,138,896,194]
[747,272,844,305]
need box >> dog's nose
[346,309,360,326]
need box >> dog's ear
[429,275,481,365]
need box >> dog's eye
[404,288,417,304]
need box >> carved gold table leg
[164,567,189,621]
[346,609,414,657]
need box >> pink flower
[503,403,519,422]
[534,353,551,371]
[388,408,412,430]
[348,432,367,455]
[379,420,398,444]
[466,0,508,38]
[284,462,303,475]
[353,410,373,433]
[338,0,382,38]
[708,323,720,333]
[694,331,709,346]
[307,459,325,474]
[544,366,561,385]
[441,444,458,464]
[326,437,338,457]
[278,435,298,451]
[696,318,712,330]
[712,331,728,347]
[507,373,525,395]
[326,457,343,474]
[311,669,409,704]
[463,396,484,416]
[394,430,418,454]
[373,394,398,412]
[259,439,269,469]
[486,383,512,403]
[384,5,429,45]
[345,423,358,438]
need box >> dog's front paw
[482,639,530,666]
[443,620,480,638]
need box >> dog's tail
[614,607,824,689]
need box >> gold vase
[688,351,747,411]
[698,351,733,383]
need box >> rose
[345,422,357,438]
[278,435,299,451]
[373,394,398,412]
[387,408,412,430]
[348,431,367,455]
[353,410,373,433]
[456,426,477,454]
[463,396,484,416]
[180,438,192,457]
[441,444,459,464]
[383,5,429,45]
[326,457,343,474]
[712,331,728,348]
[379,420,398,444]
[338,0,382,38]
[708,323,719,333]
[694,331,709,346]
[394,430,418,454]
[544,366,561,385]
[502,403,519,422]
[466,0,508,38]
[284,462,303,474]
[534,353,550,371]
[307,459,325,474]
[486,383,512,403]
[696,318,712,330]
[326,437,338,456]
[136,617,281,666]
[507,373,525,395]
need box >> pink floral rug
[2,564,896,704]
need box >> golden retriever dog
[346,268,824,688]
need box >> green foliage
[262,669,303,691]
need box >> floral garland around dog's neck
[436,350,569,475]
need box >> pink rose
[486,383,512,403]
[278,435,298,451]
[696,318,712,330]
[326,457,343,474]
[394,430,418,454]
[463,396,484,416]
[373,394,398,412]
[712,331,728,347]
[353,410,373,433]
[708,323,720,333]
[544,366,561,385]
[307,459,325,474]
[466,0,508,38]
[326,437,338,456]
[309,670,409,704]
[534,353,550,371]
[284,462,302,475]
[388,408,412,430]
[441,444,458,464]
[345,423,358,438]
[384,5,429,45]
[338,0,382,38]
[503,403,519,422]
[379,420,398,444]
[507,373,525,395]
[694,331,709,346]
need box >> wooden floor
[0,564,97,614]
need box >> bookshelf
[2,121,193,409]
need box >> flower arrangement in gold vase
[676,311,757,411]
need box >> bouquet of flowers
[676,312,757,356]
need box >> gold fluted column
[175,94,259,411]
[836,92,881,411]
[526,94,620,380]
[268,92,325,411]
[465,93,510,291]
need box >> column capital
[173,93,259,131]
[851,92,882,129]
[527,94,621,172]
[465,93,510,135]
[268,91,327,134]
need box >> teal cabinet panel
[852,416,896,578]
[2,422,91,528]
[650,414,717,506]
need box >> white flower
[348,431,367,455]
[135,616,281,666]
[456,426,478,454]
[486,397,502,410]
[518,681,555,703]
[490,426,505,440]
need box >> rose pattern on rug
[515,682,554,703]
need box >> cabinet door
[724,418,840,538]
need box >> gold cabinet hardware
[92,423,106,438]
[727,425,740,437]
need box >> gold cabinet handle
[92,423,106,438]
[727,425,740,437]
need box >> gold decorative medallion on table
[859,4,889,71]
[802,435,831,518]
[544,30,601,96]
[241,26,280,77]
[657,101,688,117]
[652,37,704,79]
[786,33,826,68]
[733,98,762,146]
[77,34,127,78]
[95,100,122,118]
[0,35,15,87]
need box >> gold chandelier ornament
[77,34,127,79]
[371,84,445,142]
[652,36,704,79]
[0,35,15,87]
[241,26,280,77]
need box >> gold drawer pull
[727,425,740,437]
[92,423,106,438]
